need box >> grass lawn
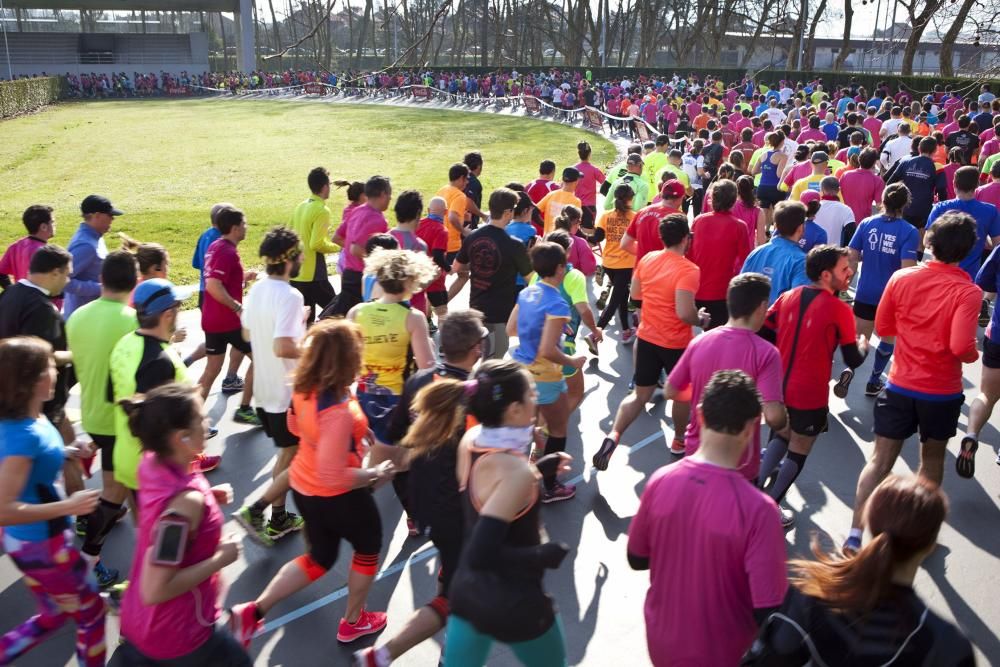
[0,99,617,290]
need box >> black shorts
[428,290,448,308]
[873,387,964,442]
[634,338,685,387]
[984,336,1000,370]
[853,301,878,321]
[256,409,299,448]
[445,251,459,267]
[204,329,252,356]
[292,488,382,570]
[757,185,787,209]
[291,279,337,311]
[581,205,598,230]
[903,214,926,231]
[321,269,362,318]
[787,406,829,437]
[89,433,116,472]
[696,299,728,330]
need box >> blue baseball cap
[133,278,183,316]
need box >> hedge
[0,77,63,119]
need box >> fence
[0,76,62,119]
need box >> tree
[833,0,854,70]
[938,0,977,76]
[898,0,945,75]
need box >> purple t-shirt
[343,203,388,272]
[668,326,782,481]
[202,238,243,333]
[628,457,788,667]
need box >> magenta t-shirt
[344,203,389,272]
[667,326,783,481]
[202,238,243,333]
[840,169,885,224]
[628,457,788,667]
[573,161,606,207]
[976,182,1000,209]
[732,200,760,246]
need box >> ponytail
[401,380,467,456]
[554,205,582,231]
[119,383,201,458]
[805,199,821,218]
[613,184,633,214]
[333,180,366,203]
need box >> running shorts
[291,279,337,311]
[786,406,829,437]
[357,391,401,444]
[535,380,567,406]
[204,329,252,356]
[873,388,964,442]
[695,299,728,330]
[853,301,878,321]
[634,338,685,387]
[983,336,1000,370]
[757,185,787,209]
[292,488,382,570]
[256,409,299,448]
[428,290,448,308]
[89,433,116,472]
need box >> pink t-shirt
[668,326,782,480]
[336,201,363,273]
[976,182,1000,209]
[567,234,597,276]
[627,457,789,667]
[202,238,243,333]
[863,116,883,149]
[782,161,812,188]
[0,236,45,284]
[840,168,886,224]
[732,200,761,246]
[344,203,389,272]
[796,128,826,143]
[573,161,606,207]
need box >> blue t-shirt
[192,227,222,292]
[822,122,841,141]
[798,221,828,252]
[926,198,1000,278]
[741,236,810,304]
[889,155,945,219]
[976,246,1000,342]
[836,97,851,118]
[507,222,537,287]
[849,215,920,306]
[0,418,68,541]
[512,281,570,383]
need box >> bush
[0,77,63,119]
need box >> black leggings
[108,629,250,666]
[292,488,382,570]
[597,267,633,329]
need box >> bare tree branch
[263,0,338,60]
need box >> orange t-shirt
[537,189,582,235]
[437,184,469,252]
[597,209,636,269]
[634,250,701,349]
[288,391,370,497]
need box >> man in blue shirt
[742,201,810,304]
[64,195,122,318]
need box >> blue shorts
[535,380,567,406]
[357,392,400,443]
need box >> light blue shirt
[741,236,810,304]
[64,222,107,318]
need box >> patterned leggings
[0,530,106,667]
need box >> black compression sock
[542,436,567,488]
[250,499,268,513]
[769,451,809,504]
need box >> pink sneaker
[194,454,221,473]
[228,602,262,650]
[620,328,636,345]
[337,608,387,643]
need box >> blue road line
[259,428,666,635]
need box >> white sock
[966,431,978,441]
[374,646,392,667]
[849,528,863,541]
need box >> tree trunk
[802,0,827,70]
[939,0,976,76]
[833,0,853,70]
[901,0,944,75]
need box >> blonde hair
[364,248,439,295]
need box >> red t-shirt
[416,216,449,293]
[525,179,559,204]
[202,238,243,333]
[626,203,680,262]
[686,212,751,301]
[764,286,857,410]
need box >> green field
[1,99,617,288]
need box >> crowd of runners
[2,70,998,666]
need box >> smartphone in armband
[151,512,190,567]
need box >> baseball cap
[562,167,582,182]
[626,153,644,166]
[133,278,183,317]
[660,180,686,199]
[810,151,829,164]
[799,190,821,206]
[81,195,124,217]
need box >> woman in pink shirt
[553,206,597,277]
[840,147,886,224]
[332,180,367,276]
[573,141,607,230]
[733,175,766,246]
[111,383,245,666]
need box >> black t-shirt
[702,142,724,172]
[455,224,532,324]
[945,130,980,164]
[583,89,596,106]
[465,174,484,227]
[837,126,867,148]
[0,282,69,413]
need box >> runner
[0,336,104,667]
[813,176,856,247]
[389,190,432,316]
[628,370,787,666]
[603,154,650,211]
[536,167,582,235]
[235,227,307,545]
[968,244,1000,470]
[0,204,55,290]
[620,181,686,262]
[885,136,949,237]
[507,242,586,501]
[416,196,451,323]
[64,194,123,318]
[573,141,607,231]
[594,214,707,469]
[228,319,397,648]
[109,383,247,666]
[595,185,638,341]
[741,201,810,303]
[289,167,339,322]
[839,183,919,398]
[746,475,975,665]
[437,164,472,266]
[846,212,981,554]
[354,310,488,667]
[758,245,868,528]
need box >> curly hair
[364,248,439,295]
[292,319,363,397]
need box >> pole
[886,0,898,74]
[0,0,13,81]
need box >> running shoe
[233,407,262,426]
[842,535,862,557]
[229,602,263,650]
[337,609,388,643]
[75,515,88,538]
[221,375,245,394]
[94,561,120,589]
[406,516,420,538]
[235,506,275,546]
[194,453,221,473]
[353,647,386,667]
[630,311,640,331]
[956,436,979,479]
[779,507,795,530]
[584,331,600,356]
[541,482,576,504]
[266,511,305,541]
[207,426,219,439]
[833,368,854,399]
[979,299,991,328]
[592,437,617,471]
[627,378,635,392]
[596,288,610,311]
[594,265,605,287]
[864,379,885,397]
[669,439,685,456]
[620,328,636,345]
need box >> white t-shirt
[881,135,912,169]
[764,107,787,126]
[814,200,856,246]
[881,118,903,138]
[241,278,305,413]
